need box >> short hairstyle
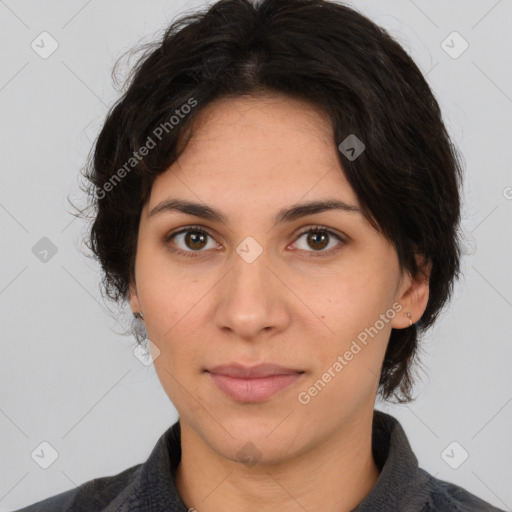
[75,0,464,404]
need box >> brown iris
[307,231,329,251]
[185,231,208,250]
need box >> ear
[128,281,142,316]
[391,253,431,329]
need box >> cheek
[146,298,205,411]
[306,272,393,372]
[135,242,203,323]
[301,270,379,332]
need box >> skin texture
[129,93,430,512]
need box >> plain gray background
[1,0,511,510]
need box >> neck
[174,408,380,512]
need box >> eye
[164,225,219,258]
[291,226,345,257]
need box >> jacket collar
[352,409,428,511]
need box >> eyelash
[163,224,345,259]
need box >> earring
[405,312,412,326]
[133,312,144,320]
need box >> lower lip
[207,372,304,402]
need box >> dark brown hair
[73,0,464,403]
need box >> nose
[213,248,291,341]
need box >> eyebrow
[148,199,361,224]
[148,198,361,224]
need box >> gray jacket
[13,410,505,511]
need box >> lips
[206,363,305,402]
[206,362,304,378]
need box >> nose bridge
[214,242,288,338]
[227,244,272,311]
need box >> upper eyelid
[166,224,217,242]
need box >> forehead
[147,94,359,210]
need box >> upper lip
[206,363,304,378]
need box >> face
[129,93,428,465]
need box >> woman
[14,0,505,510]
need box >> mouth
[205,363,305,402]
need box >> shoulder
[11,463,142,512]
[415,468,506,512]
[12,420,185,512]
